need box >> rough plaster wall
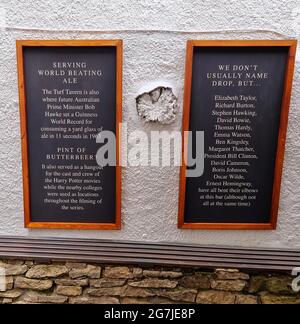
[0,0,299,248]
[136,87,179,124]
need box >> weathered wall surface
[1,259,300,304]
[0,1,300,248]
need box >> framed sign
[179,40,297,230]
[17,40,122,230]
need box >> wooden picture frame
[178,40,297,230]
[17,40,122,230]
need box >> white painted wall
[0,0,299,248]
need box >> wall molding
[0,236,299,272]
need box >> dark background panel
[23,46,117,224]
[185,46,288,224]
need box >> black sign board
[179,40,297,230]
[17,40,122,230]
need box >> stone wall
[0,259,299,304]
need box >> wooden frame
[17,40,123,230]
[178,40,297,230]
